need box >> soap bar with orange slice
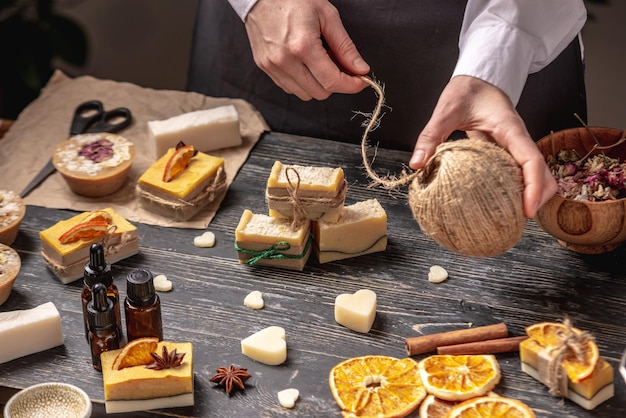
[520,321,614,410]
[39,208,139,284]
[329,355,427,417]
[136,143,227,221]
[101,338,194,413]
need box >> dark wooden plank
[2,132,626,417]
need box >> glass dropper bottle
[87,282,120,371]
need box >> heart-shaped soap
[241,326,287,365]
[334,289,377,333]
[193,231,216,248]
[153,274,173,292]
[244,290,265,309]
[277,388,300,409]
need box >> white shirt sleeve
[227,0,259,20]
[453,0,587,105]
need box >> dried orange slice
[419,394,459,418]
[418,355,501,401]
[445,395,535,418]
[163,144,195,182]
[329,355,426,417]
[111,337,159,370]
[525,322,599,383]
[58,220,110,244]
[81,210,113,224]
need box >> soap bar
[266,161,347,222]
[101,341,194,413]
[313,199,387,263]
[334,289,377,333]
[241,326,287,365]
[235,209,312,271]
[147,105,241,158]
[39,208,139,284]
[0,302,64,364]
[520,337,614,410]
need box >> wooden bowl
[535,127,626,254]
[0,190,25,246]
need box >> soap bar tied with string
[265,161,347,225]
[234,209,312,271]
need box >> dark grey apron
[187,0,586,151]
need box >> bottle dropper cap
[126,269,156,304]
[84,243,112,288]
[87,282,115,331]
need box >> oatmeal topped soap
[53,133,135,197]
[0,190,25,246]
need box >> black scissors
[20,100,132,198]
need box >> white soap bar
[105,392,194,414]
[0,302,64,364]
[244,290,265,309]
[277,388,300,409]
[241,326,287,365]
[334,289,377,333]
[428,265,449,283]
[147,105,242,158]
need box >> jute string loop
[285,167,308,230]
[359,76,419,190]
[545,318,595,397]
[234,236,312,266]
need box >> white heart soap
[193,231,216,248]
[244,290,265,309]
[153,274,173,292]
[334,289,377,333]
[277,388,300,409]
[241,326,287,365]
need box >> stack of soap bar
[235,209,311,271]
[39,208,139,284]
[520,337,614,410]
[147,105,241,158]
[0,302,64,364]
[241,326,287,365]
[266,161,347,222]
[101,341,194,413]
[136,148,227,221]
[313,198,387,263]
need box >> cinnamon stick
[405,323,508,356]
[436,335,528,355]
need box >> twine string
[545,318,595,397]
[359,75,419,190]
[285,167,308,229]
[235,236,312,266]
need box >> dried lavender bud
[78,139,114,163]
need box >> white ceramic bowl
[4,382,92,418]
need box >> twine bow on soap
[235,236,312,266]
[285,167,308,230]
[544,318,595,397]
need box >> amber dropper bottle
[81,243,122,340]
[87,282,120,371]
[125,268,163,342]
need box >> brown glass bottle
[88,282,120,371]
[81,243,122,341]
[124,268,163,342]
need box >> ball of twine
[359,76,525,257]
[408,138,525,256]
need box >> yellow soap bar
[241,326,287,366]
[267,161,344,192]
[39,207,136,256]
[313,199,387,263]
[101,341,193,401]
[138,147,224,199]
[520,338,614,410]
[235,210,311,270]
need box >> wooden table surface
[1,132,625,417]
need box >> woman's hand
[245,0,370,100]
[409,75,557,218]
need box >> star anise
[145,346,185,370]
[209,365,252,395]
